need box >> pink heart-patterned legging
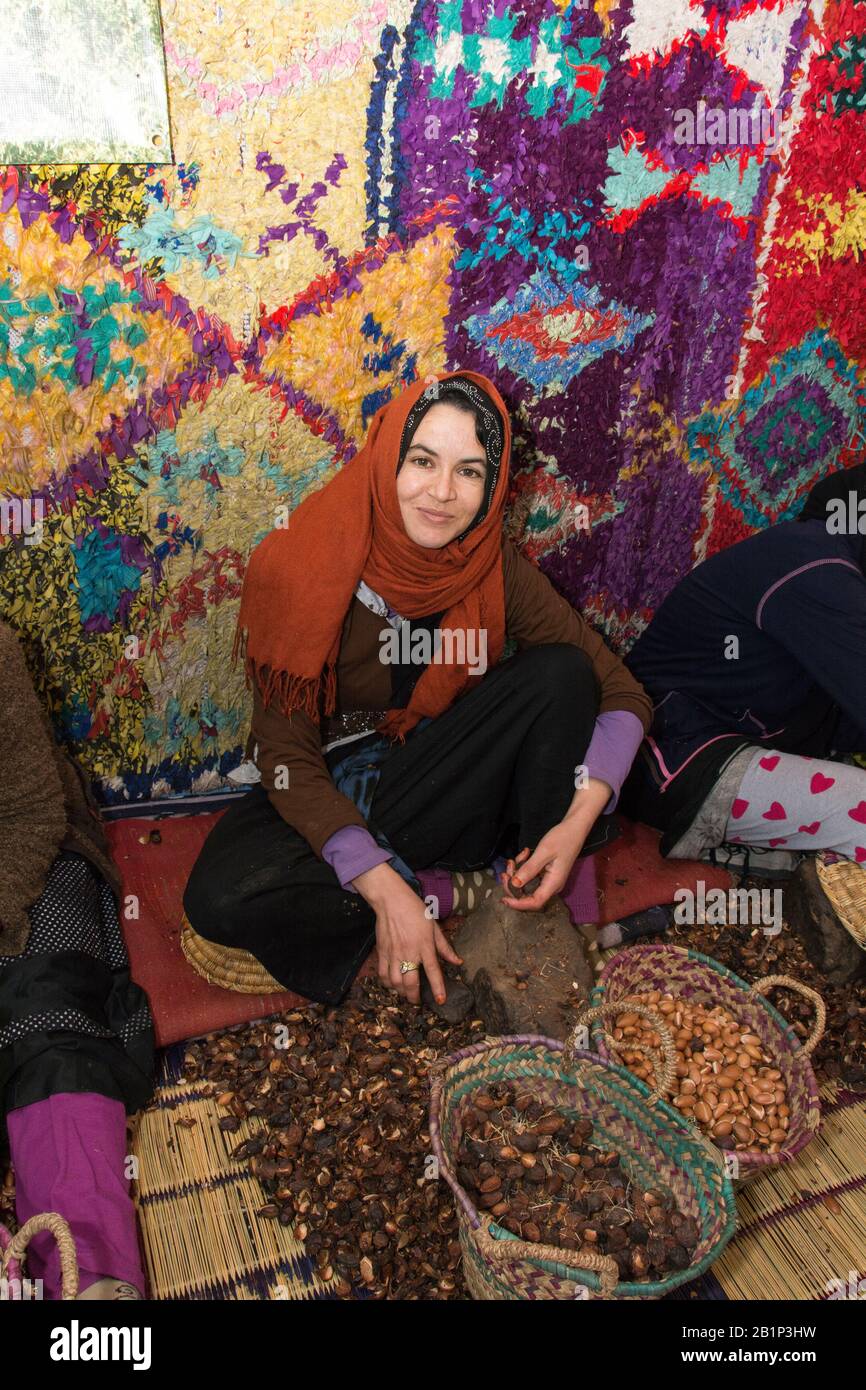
[724,748,866,863]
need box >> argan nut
[478,1191,502,1210]
[535,1114,565,1136]
[647,1235,667,1266]
[514,1133,539,1154]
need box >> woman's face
[396,402,488,549]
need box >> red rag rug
[594,818,731,927]
[106,809,730,1048]
[105,810,375,1048]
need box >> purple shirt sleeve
[582,710,645,814]
[322,825,392,892]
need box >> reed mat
[132,1051,865,1301]
[132,1068,332,1302]
[709,1081,866,1302]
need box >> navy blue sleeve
[758,558,866,744]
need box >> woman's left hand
[499,822,587,910]
[500,777,612,910]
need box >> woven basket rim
[429,1034,737,1299]
[596,942,805,1044]
[180,915,285,995]
[589,943,822,1174]
[815,854,866,946]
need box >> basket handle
[473,1215,620,1298]
[1,1212,79,1299]
[566,998,678,1105]
[748,974,826,1056]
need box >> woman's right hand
[352,862,462,1005]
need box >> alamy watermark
[1,1275,43,1300]
[673,881,782,936]
[379,623,488,676]
[674,100,780,151]
[49,1323,151,1369]
[826,1270,866,1299]
[0,496,43,545]
[823,490,866,535]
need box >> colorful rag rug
[1,0,865,802]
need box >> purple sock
[561,856,600,925]
[416,866,454,920]
[8,1092,145,1299]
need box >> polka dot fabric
[0,852,152,1061]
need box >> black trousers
[0,853,154,1141]
[184,644,611,1004]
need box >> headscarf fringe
[376,709,409,744]
[235,625,337,720]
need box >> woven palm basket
[589,945,824,1184]
[429,1032,737,1300]
[815,855,866,949]
[0,1213,79,1299]
[180,913,283,994]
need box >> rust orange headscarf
[234,369,513,741]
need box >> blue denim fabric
[329,730,429,892]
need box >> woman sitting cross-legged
[183,371,652,1012]
[0,621,154,1300]
[623,463,866,889]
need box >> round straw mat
[180,914,284,994]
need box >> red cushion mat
[105,811,375,1048]
[595,817,731,926]
[106,810,730,1048]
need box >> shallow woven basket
[0,1213,79,1299]
[816,854,866,948]
[589,944,824,1184]
[429,1034,737,1300]
[180,913,284,994]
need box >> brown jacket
[250,540,652,856]
[0,621,121,957]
